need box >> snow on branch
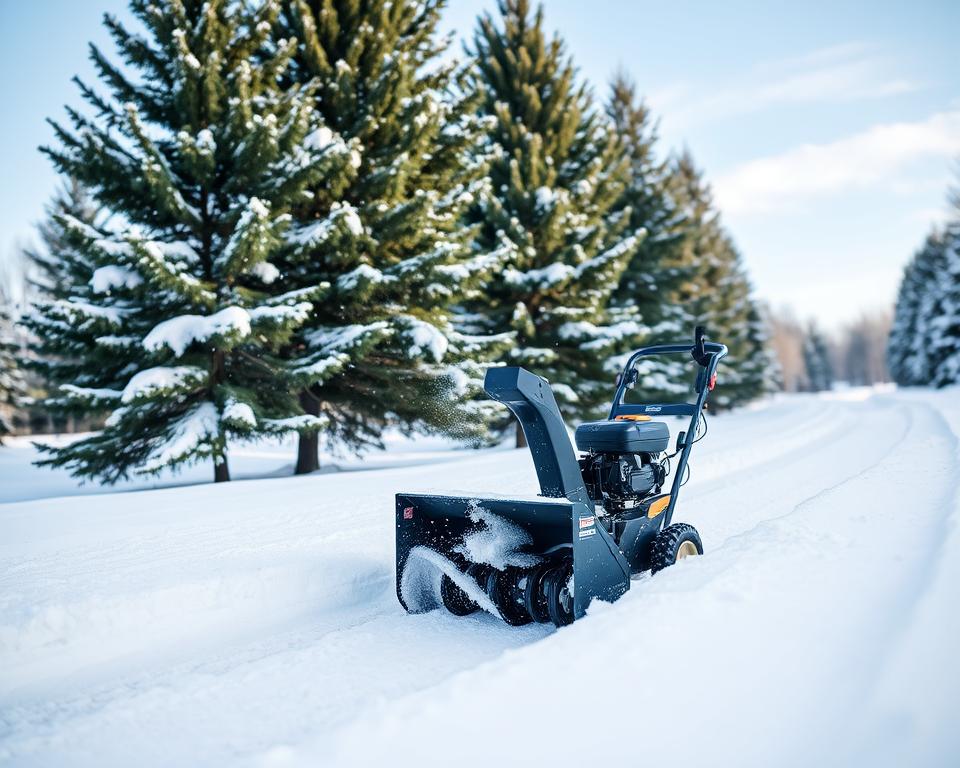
[58,384,123,404]
[143,307,252,355]
[138,402,219,474]
[53,299,130,326]
[399,316,449,362]
[222,398,257,429]
[90,265,144,293]
[306,321,392,354]
[287,202,364,247]
[558,319,643,351]
[120,366,207,403]
[504,262,575,290]
[261,414,330,433]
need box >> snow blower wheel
[523,563,554,623]
[440,573,478,616]
[485,567,533,626]
[440,563,490,617]
[543,564,575,627]
[649,523,703,574]
[396,326,727,627]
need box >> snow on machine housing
[396,327,728,627]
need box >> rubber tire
[485,568,533,626]
[648,523,703,574]
[523,563,553,623]
[440,573,478,616]
[544,565,575,627]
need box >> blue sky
[2,0,958,329]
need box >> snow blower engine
[396,326,727,627]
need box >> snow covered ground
[1,389,958,767]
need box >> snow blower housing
[396,327,727,627]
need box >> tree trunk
[515,419,527,449]
[214,458,230,483]
[211,347,230,483]
[295,389,320,474]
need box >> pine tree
[640,150,775,406]
[23,178,104,301]
[888,252,919,385]
[466,0,642,440]
[276,0,510,473]
[929,178,960,386]
[603,74,694,401]
[24,0,341,483]
[889,231,947,386]
[802,323,834,391]
[606,77,687,328]
[709,252,779,404]
[0,299,27,442]
[742,302,782,395]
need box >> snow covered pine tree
[889,231,948,386]
[802,323,834,392]
[604,74,693,402]
[653,151,776,406]
[25,0,343,483]
[930,183,960,386]
[23,178,104,302]
[277,0,510,473]
[467,0,642,443]
[890,172,960,388]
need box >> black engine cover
[580,453,664,504]
[575,420,670,454]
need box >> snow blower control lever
[396,327,728,627]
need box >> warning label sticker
[579,515,595,529]
[579,516,596,538]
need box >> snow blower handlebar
[609,329,728,528]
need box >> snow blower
[396,326,727,627]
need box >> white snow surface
[1,389,959,767]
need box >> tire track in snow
[699,396,911,548]
[828,395,960,766]
[680,397,907,549]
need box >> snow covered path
[1,390,958,767]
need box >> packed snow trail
[0,390,958,767]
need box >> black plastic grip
[692,326,710,367]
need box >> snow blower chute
[396,326,727,627]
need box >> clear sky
[2,0,958,329]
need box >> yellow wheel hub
[676,541,698,560]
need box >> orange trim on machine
[614,414,652,422]
[647,495,671,518]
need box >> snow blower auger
[396,326,727,628]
